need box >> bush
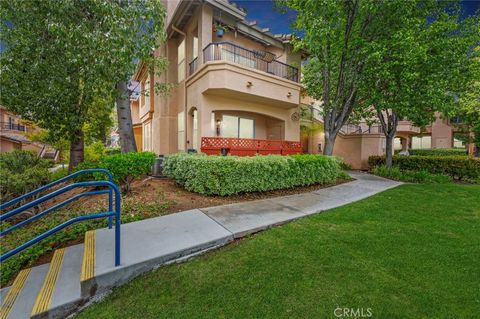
[406,148,467,156]
[75,151,156,192]
[163,154,342,196]
[49,166,69,182]
[368,155,480,181]
[85,141,107,162]
[105,147,121,156]
[372,165,452,183]
[0,150,51,202]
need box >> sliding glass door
[221,115,255,139]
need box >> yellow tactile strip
[80,230,95,282]
[31,248,65,316]
[0,268,31,319]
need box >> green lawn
[77,184,480,319]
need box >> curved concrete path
[201,171,402,238]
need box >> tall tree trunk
[116,81,137,153]
[323,131,337,156]
[376,109,398,168]
[68,129,84,172]
[385,134,394,168]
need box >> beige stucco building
[131,0,460,169]
[131,0,303,156]
[0,106,46,155]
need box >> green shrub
[372,165,452,183]
[85,141,107,162]
[163,154,342,196]
[105,147,121,155]
[49,166,69,182]
[75,151,156,192]
[0,149,50,172]
[368,155,480,181]
[0,150,51,202]
[407,148,467,156]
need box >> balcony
[1,122,26,132]
[397,121,421,134]
[189,42,299,83]
[201,137,302,156]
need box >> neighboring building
[130,0,460,169]
[0,106,44,154]
[300,101,458,169]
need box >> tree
[282,0,478,157]
[1,0,168,170]
[456,47,480,156]
[84,96,115,146]
[361,1,479,166]
[282,0,387,155]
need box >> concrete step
[81,209,233,297]
[31,244,84,319]
[0,287,10,304]
[0,263,49,319]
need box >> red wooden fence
[201,137,302,156]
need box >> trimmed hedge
[163,153,342,196]
[368,155,480,181]
[406,148,467,156]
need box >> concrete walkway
[202,171,401,238]
[0,171,401,319]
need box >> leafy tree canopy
[0,0,167,165]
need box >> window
[143,121,152,151]
[221,115,255,139]
[143,79,150,110]
[177,39,186,83]
[239,118,254,138]
[193,36,198,59]
[178,111,185,151]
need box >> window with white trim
[143,121,152,151]
[178,111,185,151]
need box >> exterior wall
[431,115,453,148]
[0,139,19,153]
[333,134,385,170]
[22,143,43,154]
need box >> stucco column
[198,4,213,66]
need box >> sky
[234,0,480,35]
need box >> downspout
[172,25,188,151]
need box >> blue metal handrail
[0,168,113,210]
[0,176,121,266]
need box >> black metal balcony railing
[188,57,198,76]
[192,42,299,82]
[1,122,26,132]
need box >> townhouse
[131,0,458,169]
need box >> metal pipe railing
[0,180,121,266]
[202,42,299,82]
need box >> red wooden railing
[201,137,302,156]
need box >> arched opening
[187,107,198,151]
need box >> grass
[76,184,480,319]
[372,165,454,183]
